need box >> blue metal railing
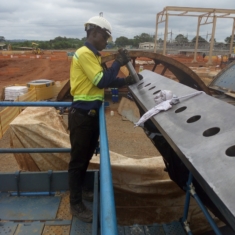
[0,101,71,107]
[99,103,118,235]
[182,172,223,235]
[0,101,117,234]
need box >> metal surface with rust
[56,51,210,101]
[129,69,235,231]
[102,51,210,94]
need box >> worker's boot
[82,189,93,202]
[70,202,93,223]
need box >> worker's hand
[125,74,143,85]
[115,49,131,66]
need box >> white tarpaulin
[9,107,176,195]
[89,152,180,195]
[10,107,70,171]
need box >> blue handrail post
[182,173,193,235]
[99,103,118,235]
[186,172,223,235]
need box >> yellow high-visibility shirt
[70,46,104,102]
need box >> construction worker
[68,14,142,223]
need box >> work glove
[125,74,143,85]
[115,49,131,66]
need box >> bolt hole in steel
[153,90,161,95]
[225,146,235,157]
[137,82,144,89]
[149,86,156,90]
[175,106,187,113]
[187,115,201,123]
[144,83,151,87]
[203,127,220,137]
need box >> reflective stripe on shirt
[73,94,104,102]
[93,71,103,85]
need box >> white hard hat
[85,15,112,36]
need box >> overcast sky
[1,0,235,42]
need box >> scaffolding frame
[154,6,235,64]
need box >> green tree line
[5,33,235,50]
[7,33,155,50]
[8,36,86,50]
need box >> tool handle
[118,49,140,83]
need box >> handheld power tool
[118,49,140,83]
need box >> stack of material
[135,57,155,65]
[4,86,28,101]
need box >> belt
[71,108,97,117]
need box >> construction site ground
[0,51,221,170]
[0,51,224,234]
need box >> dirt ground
[0,51,172,169]
[0,61,160,172]
[0,52,218,171]
[0,52,223,234]
[0,52,219,159]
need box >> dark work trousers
[68,108,99,205]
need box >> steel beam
[129,70,235,231]
[207,15,217,65]
[163,13,168,56]
[193,17,201,62]
[230,19,235,54]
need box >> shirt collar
[85,41,101,56]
